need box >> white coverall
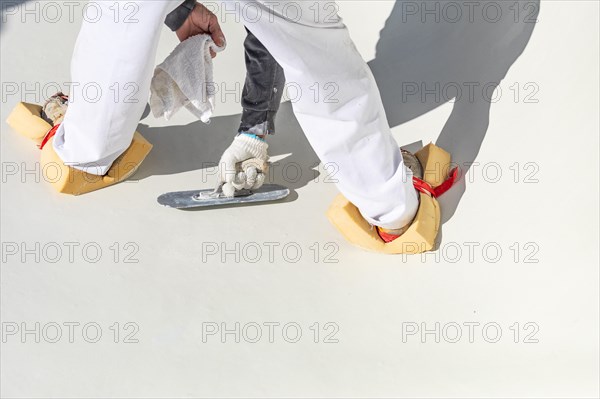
[53,0,419,230]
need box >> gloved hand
[217,133,269,197]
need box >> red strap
[433,167,459,197]
[39,123,61,150]
[378,166,460,243]
[412,167,459,198]
[412,176,436,197]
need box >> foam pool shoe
[327,143,454,254]
[39,130,153,195]
[6,93,68,146]
[7,95,153,195]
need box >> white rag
[150,34,225,123]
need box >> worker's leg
[238,28,286,136]
[53,0,179,175]
[238,1,418,229]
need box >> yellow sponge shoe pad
[40,132,153,195]
[327,192,440,254]
[7,102,153,195]
[416,143,453,188]
[6,102,53,145]
[326,143,452,254]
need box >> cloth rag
[150,34,225,123]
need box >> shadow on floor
[0,0,28,33]
[139,0,540,233]
[6,0,539,231]
[137,101,322,193]
[369,0,540,231]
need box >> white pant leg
[53,0,178,175]
[238,1,419,229]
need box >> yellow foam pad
[416,143,452,188]
[40,132,153,195]
[6,102,52,145]
[327,192,440,254]
[326,143,451,254]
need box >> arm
[164,0,196,32]
[165,0,225,47]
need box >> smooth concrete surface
[1,1,598,397]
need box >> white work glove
[218,133,269,197]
